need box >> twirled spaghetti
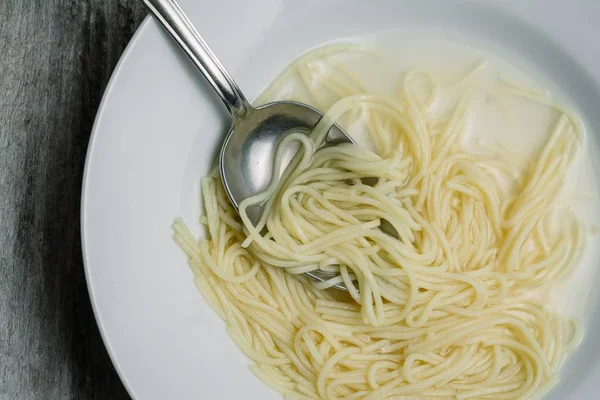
[174,43,585,399]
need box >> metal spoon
[142,0,356,289]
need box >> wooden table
[1,1,147,398]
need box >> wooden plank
[0,1,146,398]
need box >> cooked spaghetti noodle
[174,43,585,399]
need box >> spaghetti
[174,43,584,399]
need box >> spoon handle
[142,0,251,119]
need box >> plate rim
[80,15,152,400]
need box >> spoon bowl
[220,100,354,225]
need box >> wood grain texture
[0,1,146,398]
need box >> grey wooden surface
[0,1,147,398]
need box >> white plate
[82,0,600,399]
